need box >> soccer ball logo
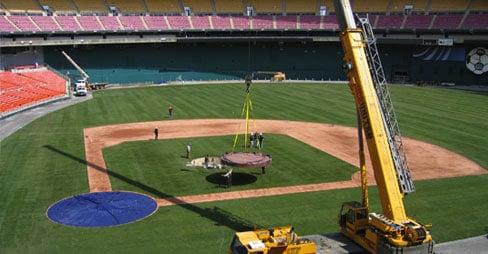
[466,47,488,75]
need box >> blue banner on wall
[412,47,465,62]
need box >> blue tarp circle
[47,191,158,227]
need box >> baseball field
[0,83,487,253]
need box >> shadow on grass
[43,145,263,232]
[206,172,257,186]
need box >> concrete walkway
[0,94,92,141]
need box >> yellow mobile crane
[334,0,433,253]
[230,0,433,253]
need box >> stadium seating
[143,15,168,30]
[389,0,428,13]
[469,0,488,11]
[167,15,191,30]
[0,69,66,113]
[191,16,211,29]
[462,13,488,29]
[39,0,75,12]
[275,15,297,29]
[55,15,82,31]
[119,15,145,30]
[1,0,41,12]
[252,15,274,29]
[8,15,39,31]
[432,14,463,29]
[211,15,231,29]
[145,0,181,14]
[0,16,19,32]
[98,15,122,30]
[352,0,389,13]
[106,0,145,14]
[232,16,250,29]
[182,0,213,14]
[430,0,468,12]
[404,14,432,29]
[300,15,321,29]
[214,0,243,13]
[73,0,107,12]
[376,15,403,29]
[247,0,283,14]
[285,0,316,14]
[31,15,62,31]
[322,15,339,29]
[77,15,103,31]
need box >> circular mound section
[47,191,157,227]
[206,172,258,186]
[221,152,272,168]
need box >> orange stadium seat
[286,0,316,14]
[181,0,213,13]
[470,0,488,11]
[430,0,469,12]
[73,0,107,12]
[145,0,181,14]
[1,0,41,12]
[247,0,283,14]
[214,0,243,13]
[389,0,428,13]
[38,0,76,12]
[106,0,145,13]
[352,0,389,13]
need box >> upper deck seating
[98,15,122,30]
[31,16,62,31]
[462,13,488,29]
[389,0,428,13]
[432,14,463,29]
[119,16,145,30]
[0,16,19,32]
[247,0,282,14]
[1,0,41,12]
[167,15,190,29]
[73,0,107,12]
[191,16,211,29]
[8,15,39,32]
[55,15,82,31]
[182,0,213,14]
[145,0,181,14]
[211,15,231,29]
[300,15,321,29]
[232,16,250,29]
[404,14,432,29]
[275,15,297,29]
[252,15,274,29]
[352,0,389,13]
[106,0,145,13]
[214,0,242,13]
[285,0,316,14]
[469,0,488,11]
[143,15,168,30]
[430,0,468,12]
[39,0,75,12]
[77,15,103,31]
[322,15,338,29]
[376,15,403,28]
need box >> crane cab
[338,201,369,236]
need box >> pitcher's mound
[221,152,272,168]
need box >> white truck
[74,78,88,96]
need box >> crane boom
[334,0,433,253]
[61,51,90,79]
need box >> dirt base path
[83,119,486,206]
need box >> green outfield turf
[0,84,487,253]
[103,135,357,196]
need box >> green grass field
[103,135,357,196]
[0,83,487,253]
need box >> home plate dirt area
[83,119,486,207]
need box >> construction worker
[168,106,173,119]
[154,127,159,140]
[249,132,255,148]
[258,132,264,149]
[186,142,192,159]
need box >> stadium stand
[389,0,428,13]
[432,14,463,29]
[214,0,242,13]
[376,14,403,29]
[300,15,321,29]
[322,15,339,29]
[98,15,122,30]
[429,0,469,12]
[167,15,191,30]
[0,16,20,32]
[252,15,274,29]
[119,15,145,30]
[404,14,432,29]
[31,15,62,31]
[247,0,283,14]
[143,15,168,30]
[0,0,41,12]
[0,69,66,113]
[232,16,250,29]
[191,16,211,29]
[55,15,82,31]
[321,0,335,14]
[275,15,297,29]
[77,15,103,31]
[462,13,488,29]
[285,0,316,14]
[73,0,107,13]
[38,0,75,12]
[469,0,488,11]
[106,0,145,14]
[7,15,39,31]
[145,0,181,14]
[211,15,231,29]
[352,0,389,13]
[182,0,213,14]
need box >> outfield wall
[3,42,487,85]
